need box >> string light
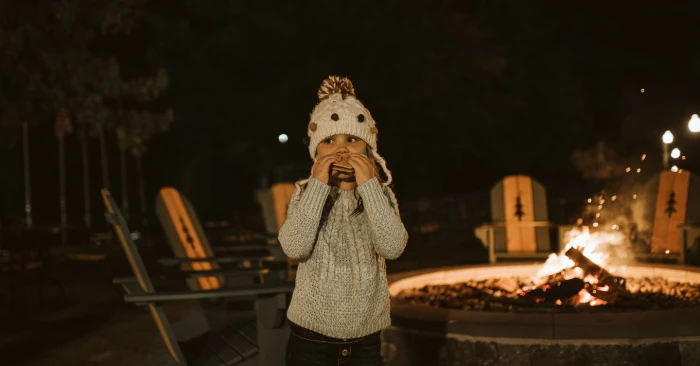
[671,165,679,172]
[633,194,637,199]
[641,154,646,161]
[625,167,631,173]
[636,168,641,173]
[611,195,617,201]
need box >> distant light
[671,148,681,159]
[682,156,687,160]
[592,222,599,228]
[611,195,617,201]
[671,165,679,172]
[665,249,671,254]
[662,130,674,144]
[278,134,289,143]
[689,114,700,133]
[641,154,646,161]
[636,168,641,173]
[633,194,637,199]
[625,167,631,173]
[640,88,645,93]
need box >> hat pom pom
[318,76,356,101]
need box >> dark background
[2,0,700,228]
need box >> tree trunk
[22,121,32,229]
[120,147,129,219]
[58,136,67,245]
[136,153,148,229]
[98,124,110,190]
[80,128,92,229]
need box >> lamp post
[662,130,674,170]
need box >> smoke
[573,177,654,265]
[571,140,625,180]
[570,139,654,254]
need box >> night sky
[2,0,700,225]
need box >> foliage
[0,0,172,155]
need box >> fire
[527,226,627,305]
[536,226,623,279]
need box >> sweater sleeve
[356,178,408,260]
[278,178,332,260]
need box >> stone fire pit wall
[382,263,700,366]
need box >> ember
[393,276,700,313]
[394,227,700,312]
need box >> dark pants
[286,322,383,366]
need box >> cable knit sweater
[278,177,408,339]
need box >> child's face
[317,134,367,180]
[317,134,367,158]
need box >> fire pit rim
[388,262,700,341]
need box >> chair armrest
[157,255,274,266]
[113,276,138,285]
[211,243,272,253]
[124,281,295,303]
[178,267,270,277]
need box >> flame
[536,227,622,278]
[530,226,626,305]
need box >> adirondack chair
[102,188,294,366]
[155,187,287,290]
[256,182,298,280]
[474,175,553,263]
[638,170,700,263]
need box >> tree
[0,0,172,228]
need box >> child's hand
[312,154,341,184]
[348,153,375,186]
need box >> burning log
[519,278,586,304]
[564,247,614,281]
[565,247,629,303]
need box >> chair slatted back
[156,187,221,290]
[649,170,700,254]
[490,175,550,253]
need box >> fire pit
[382,229,700,366]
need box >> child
[278,76,408,365]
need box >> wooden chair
[102,188,294,365]
[155,187,287,289]
[474,175,553,263]
[639,170,700,263]
[256,183,298,279]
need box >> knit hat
[292,76,400,216]
[301,76,393,186]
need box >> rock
[496,277,520,293]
